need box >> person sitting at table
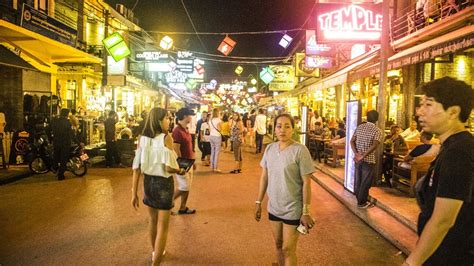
[382,125,409,187]
[401,120,420,140]
[399,131,440,169]
[334,123,346,139]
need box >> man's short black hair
[366,110,379,123]
[420,77,473,122]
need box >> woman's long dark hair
[142,107,167,138]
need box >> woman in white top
[131,107,186,265]
[209,108,223,172]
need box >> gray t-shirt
[260,142,316,220]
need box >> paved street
[0,146,405,265]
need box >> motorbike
[28,135,89,177]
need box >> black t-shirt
[415,131,473,265]
[409,144,431,157]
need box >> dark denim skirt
[143,174,174,210]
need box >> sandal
[178,207,196,215]
[230,169,241,174]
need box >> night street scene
[0,0,473,265]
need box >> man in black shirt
[405,77,473,265]
[196,111,208,160]
[51,108,72,180]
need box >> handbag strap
[211,119,222,135]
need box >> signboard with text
[135,51,175,62]
[295,53,320,77]
[344,100,361,193]
[305,55,332,69]
[306,30,333,56]
[20,4,77,46]
[313,3,382,43]
[176,51,194,73]
[268,65,296,91]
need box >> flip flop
[178,207,196,214]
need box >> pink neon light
[318,5,382,39]
[324,31,381,40]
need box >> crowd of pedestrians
[127,77,472,266]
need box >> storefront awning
[309,49,379,91]
[0,20,101,70]
[349,25,474,82]
[0,45,38,71]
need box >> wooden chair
[323,142,345,167]
[392,156,434,196]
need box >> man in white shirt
[254,109,267,153]
[401,120,420,140]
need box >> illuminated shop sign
[305,55,332,69]
[164,70,188,84]
[344,100,361,193]
[135,51,174,62]
[306,30,333,56]
[176,51,194,73]
[314,4,382,43]
[295,53,320,77]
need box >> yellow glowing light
[456,56,466,74]
[388,69,400,77]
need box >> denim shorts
[268,213,300,226]
[143,174,174,210]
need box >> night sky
[106,0,315,82]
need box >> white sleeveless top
[132,134,179,177]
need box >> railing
[391,0,472,41]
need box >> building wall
[23,70,51,92]
[0,66,23,131]
[423,53,474,86]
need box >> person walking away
[196,111,208,161]
[404,77,473,266]
[350,110,383,208]
[51,108,72,180]
[209,108,223,172]
[230,112,244,173]
[104,111,122,168]
[172,107,196,215]
[131,107,185,265]
[254,108,267,154]
[199,114,212,166]
[189,111,197,152]
[220,113,230,152]
[255,113,316,265]
[247,110,256,148]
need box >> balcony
[391,0,473,50]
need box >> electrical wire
[148,28,304,35]
[131,0,140,11]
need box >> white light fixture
[160,35,173,50]
[279,34,293,48]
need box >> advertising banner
[268,65,296,91]
[176,51,194,73]
[305,55,332,69]
[20,4,77,46]
[312,3,382,43]
[135,51,175,62]
[344,100,361,193]
[295,53,320,77]
[107,56,127,75]
[306,30,333,56]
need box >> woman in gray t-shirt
[255,113,316,265]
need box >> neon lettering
[318,5,382,41]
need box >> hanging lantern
[168,61,177,71]
[102,32,130,62]
[234,65,243,75]
[279,34,293,49]
[259,67,275,84]
[195,64,205,75]
[185,79,197,90]
[160,35,173,50]
[217,36,236,56]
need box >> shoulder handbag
[211,119,223,137]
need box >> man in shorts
[172,107,197,215]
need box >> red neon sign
[315,4,382,43]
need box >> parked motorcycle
[28,135,89,177]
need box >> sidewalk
[313,162,419,255]
[0,166,31,185]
